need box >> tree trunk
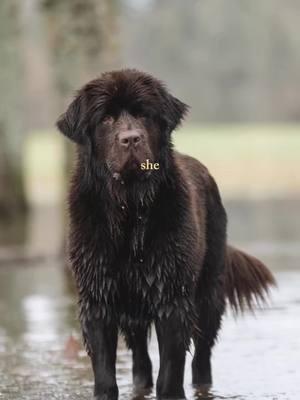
[0,1,27,222]
[41,0,120,260]
[42,0,121,176]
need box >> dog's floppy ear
[158,87,189,133]
[56,91,89,144]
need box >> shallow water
[0,199,299,400]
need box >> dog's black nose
[118,131,141,148]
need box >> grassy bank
[174,125,300,198]
[24,125,300,204]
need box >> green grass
[24,131,65,205]
[24,125,300,204]
[174,124,300,161]
[174,124,300,198]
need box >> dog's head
[57,69,188,180]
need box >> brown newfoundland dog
[57,69,275,400]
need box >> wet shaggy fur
[57,69,276,400]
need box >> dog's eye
[102,116,114,125]
[139,115,147,122]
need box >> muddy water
[0,199,299,400]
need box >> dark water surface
[0,199,299,400]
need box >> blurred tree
[41,0,120,100]
[0,1,27,221]
[122,0,300,122]
[41,0,120,167]
[40,0,120,258]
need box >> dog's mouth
[110,154,153,182]
[120,157,146,181]
[124,157,141,172]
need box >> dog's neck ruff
[76,143,177,214]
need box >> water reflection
[23,295,62,343]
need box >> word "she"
[141,159,160,170]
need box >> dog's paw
[93,395,116,400]
[93,385,118,400]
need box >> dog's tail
[225,245,276,312]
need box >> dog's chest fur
[102,184,197,325]
[70,170,201,331]
[111,198,170,318]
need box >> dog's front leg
[81,307,118,400]
[155,311,187,399]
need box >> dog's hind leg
[125,326,153,390]
[192,239,226,386]
[192,286,225,386]
[192,173,227,386]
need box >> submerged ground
[0,199,299,400]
